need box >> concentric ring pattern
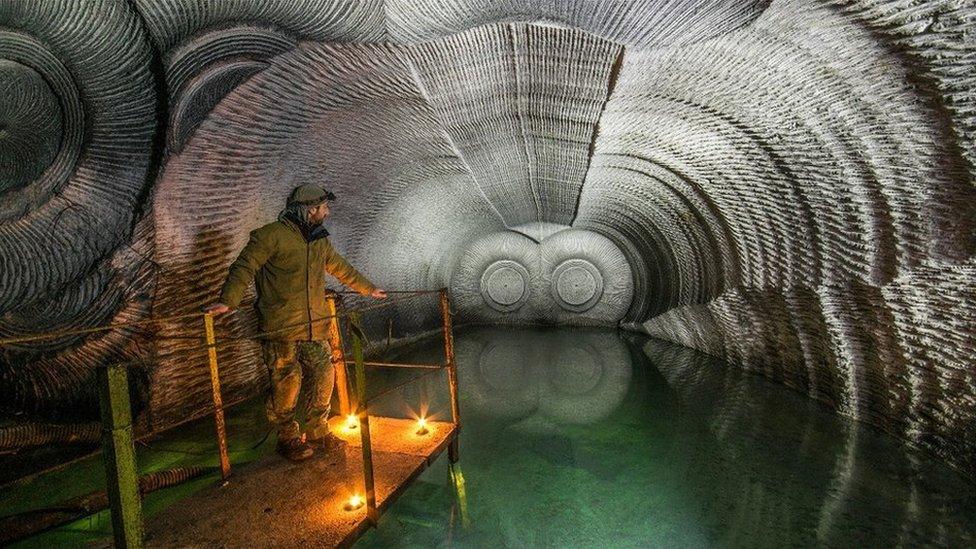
[0,0,157,414]
[0,0,973,476]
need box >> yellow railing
[0,288,462,545]
[339,289,461,524]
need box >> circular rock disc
[0,59,62,192]
[480,260,529,312]
[552,259,604,312]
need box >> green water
[3,326,974,547]
[357,327,976,548]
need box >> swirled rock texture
[0,0,974,477]
[0,0,158,417]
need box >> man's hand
[205,303,232,315]
[370,289,388,299]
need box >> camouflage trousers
[261,339,334,441]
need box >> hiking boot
[276,436,314,462]
[307,433,347,453]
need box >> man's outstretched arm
[207,231,275,313]
[324,242,386,298]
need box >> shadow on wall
[149,227,266,430]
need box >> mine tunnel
[1,0,974,546]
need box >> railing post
[350,312,378,524]
[98,363,144,548]
[203,313,231,481]
[449,462,471,529]
[325,292,352,415]
[439,288,461,463]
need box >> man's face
[308,201,330,224]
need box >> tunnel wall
[0,0,973,473]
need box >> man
[206,184,386,461]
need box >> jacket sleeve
[219,230,275,308]
[324,242,377,296]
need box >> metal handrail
[6,287,459,545]
[340,288,461,526]
[0,289,436,348]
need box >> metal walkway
[147,417,457,548]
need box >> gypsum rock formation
[629,1,976,474]
[0,0,973,478]
[151,27,638,426]
[0,0,157,415]
[131,0,385,152]
[451,227,633,324]
[383,0,772,47]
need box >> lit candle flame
[416,417,429,436]
[345,494,365,511]
[344,414,359,432]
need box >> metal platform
[146,417,456,548]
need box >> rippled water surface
[358,326,976,548]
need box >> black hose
[0,466,217,544]
[0,422,101,451]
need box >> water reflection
[457,328,631,426]
[367,327,631,429]
[359,328,976,548]
[642,338,976,547]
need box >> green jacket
[219,215,376,341]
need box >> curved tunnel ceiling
[0,0,974,476]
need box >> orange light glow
[344,494,365,511]
[343,414,359,433]
[415,417,429,436]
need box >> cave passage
[1,0,975,545]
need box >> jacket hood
[279,210,330,242]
